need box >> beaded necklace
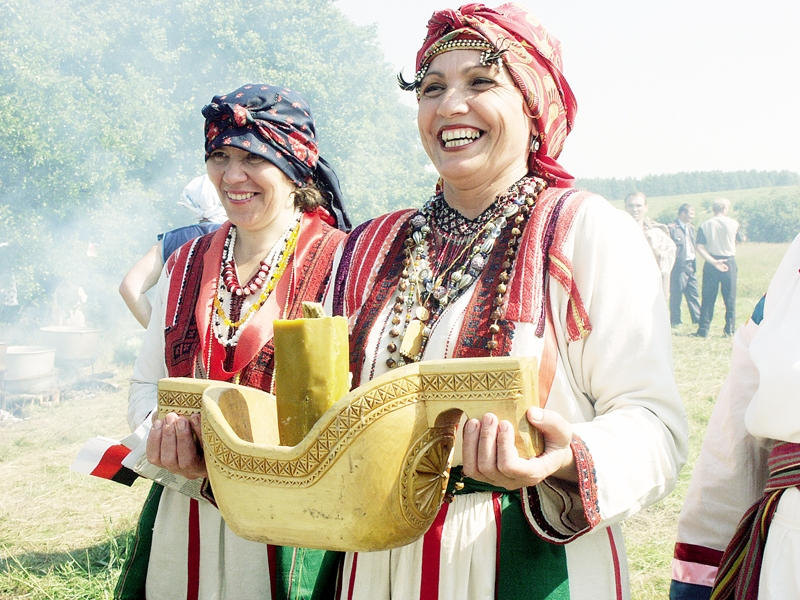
[385,176,546,369]
[212,212,301,348]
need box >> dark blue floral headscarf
[202,84,351,231]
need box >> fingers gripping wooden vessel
[157,356,541,552]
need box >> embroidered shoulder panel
[334,210,416,385]
[505,188,593,341]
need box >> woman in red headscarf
[325,4,687,599]
[116,84,349,600]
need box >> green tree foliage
[0,0,435,335]
[577,170,800,201]
[736,190,800,243]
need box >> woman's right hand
[147,412,208,479]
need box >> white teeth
[228,192,256,201]
[441,128,482,148]
[446,138,474,148]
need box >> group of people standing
[109,3,796,600]
[625,194,744,337]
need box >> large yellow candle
[273,303,350,446]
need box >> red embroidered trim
[505,188,592,339]
[451,217,519,358]
[345,210,414,320]
[571,433,600,527]
[345,212,415,386]
[521,485,572,542]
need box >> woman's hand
[146,412,208,480]
[461,406,576,490]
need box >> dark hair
[293,182,326,213]
[678,203,692,215]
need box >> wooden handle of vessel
[218,389,254,443]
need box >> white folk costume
[325,185,688,600]
[671,235,800,600]
[116,213,344,600]
[328,3,689,597]
[115,82,350,600]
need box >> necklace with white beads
[212,211,301,347]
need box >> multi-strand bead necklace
[212,212,301,348]
[385,176,546,369]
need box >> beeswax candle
[273,302,350,446]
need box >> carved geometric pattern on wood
[204,366,522,487]
[419,370,523,402]
[158,389,203,415]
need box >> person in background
[670,237,800,599]
[325,4,687,598]
[695,198,744,337]
[624,192,676,300]
[668,203,701,327]
[115,83,350,600]
[119,175,226,327]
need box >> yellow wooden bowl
[159,356,541,552]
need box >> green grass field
[0,234,793,599]
[624,240,788,598]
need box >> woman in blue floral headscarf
[115,84,348,600]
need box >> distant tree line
[577,170,800,201]
[649,188,800,244]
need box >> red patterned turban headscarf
[404,3,578,188]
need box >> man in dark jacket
[668,204,701,327]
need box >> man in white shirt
[695,198,745,337]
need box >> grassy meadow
[0,206,793,598]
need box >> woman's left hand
[146,412,208,480]
[461,406,576,490]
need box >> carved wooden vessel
[158,356,541,552]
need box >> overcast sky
[335,0,800,180]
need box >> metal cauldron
[39,327,101,370]
[5,345,56,388]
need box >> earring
[530,136,541,153]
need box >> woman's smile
[225,191,259,202]
[439,125,484,149]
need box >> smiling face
[417,49,532,197]
[205,146,297,236]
